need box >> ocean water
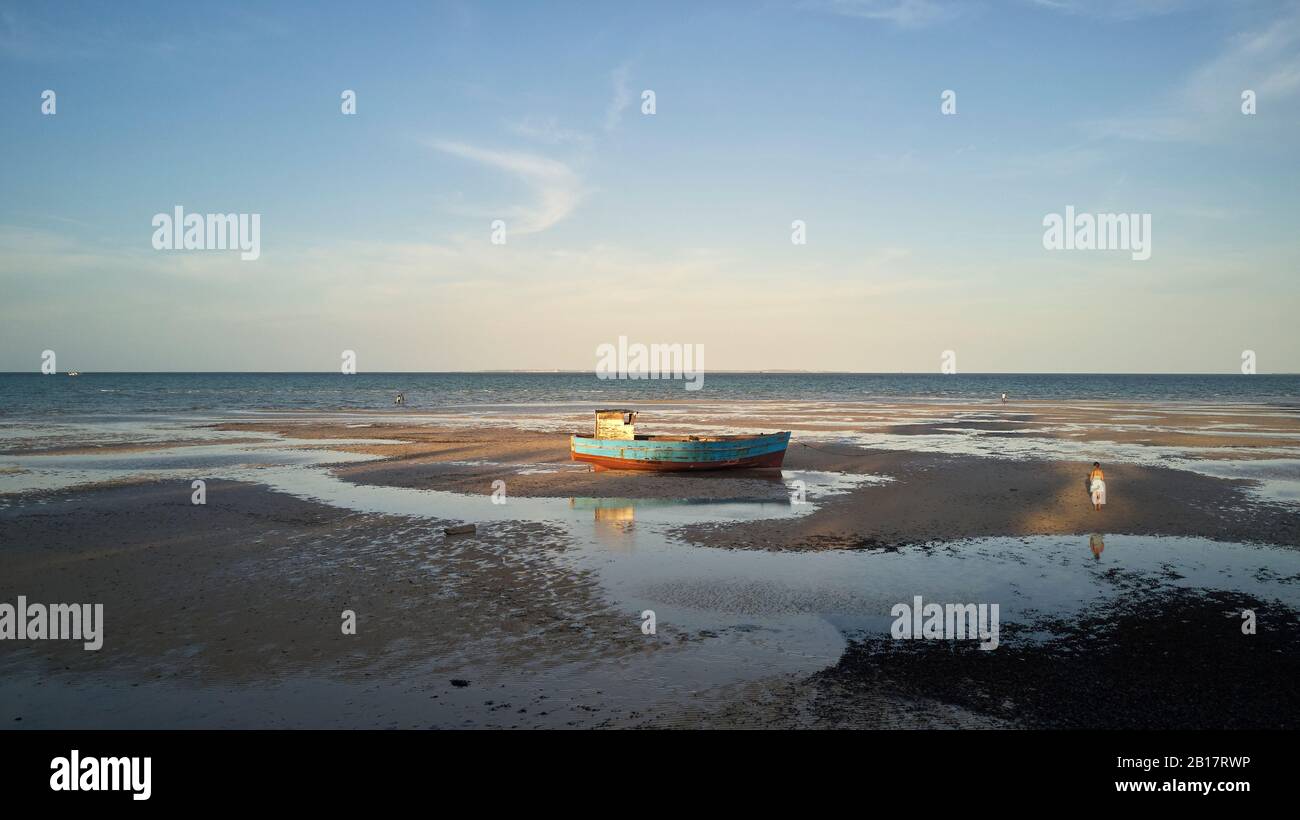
[1,372,1298,419]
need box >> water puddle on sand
[0,440,391,496]
[1187,458,1300,503]
[4,442,1298,639]
[4,439,1299,726]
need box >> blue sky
[1,0,1298,372]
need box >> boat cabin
[593,409,637,440]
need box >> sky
[1,0,1298,373]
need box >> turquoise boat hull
[569,432,791,471]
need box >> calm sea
[1,373,1298,419]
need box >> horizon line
[3,371,1295,377]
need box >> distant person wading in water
[1087,462,1106,511]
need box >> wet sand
[812,588,1300,730]
[0,476,1014,729]
[2,401,1299,728]
[274,425,1299,549]
[0,480,674,728]
[208,397,1300,454]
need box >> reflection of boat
[569,495,791,514]
[571,496,638,522]
[592,505,635,523]
[570,410,790,472]
[570,498,638,551]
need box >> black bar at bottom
[0,729,1285,806]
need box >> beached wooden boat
[570,410,791,472]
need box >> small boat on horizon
[570,409,791,472]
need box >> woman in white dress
[1088,462,1106,511]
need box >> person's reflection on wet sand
[1089,533,1105,561]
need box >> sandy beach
[7,3,1300,799]
[2,397,1298,729]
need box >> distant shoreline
[3,371,1298,376]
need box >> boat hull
[570,432,791,472]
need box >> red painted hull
[572,448,787,472]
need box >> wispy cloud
[0,8,98,60]
[1024,0,1199,21]
[812,0,964,28]
[604,63,633,132]
[0,6,287,60]
[1088,6,1300,141]
[429,140,584,233]
[507,116,594,148]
